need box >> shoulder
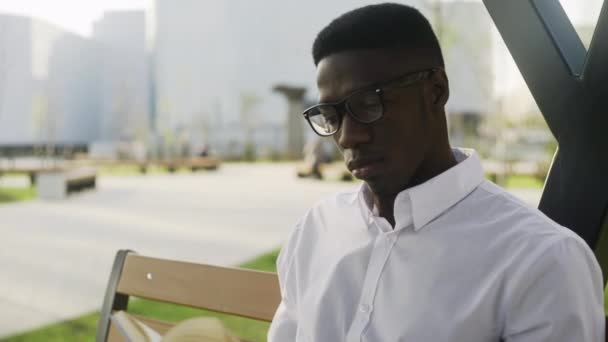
[450,180,599,273]
[499,220,604,337]
[466,183,603,334]
[471,180,576,243]
[469,180,601,290]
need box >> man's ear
[431,69,449,106]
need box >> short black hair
[312,3,444,67]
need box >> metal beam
[483,0,608,252]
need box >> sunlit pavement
[0,163,541,337]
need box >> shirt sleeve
[502,234,605,342]
[267,300,298,341]
[267,222,303,341]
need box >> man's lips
[347,157,384,179]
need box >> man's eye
[325,115,339,124]
[361,97,378,105]
[352,93,380,106]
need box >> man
[268,3,604,342]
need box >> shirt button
[359,304,371,313]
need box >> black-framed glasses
[302,68,438,137]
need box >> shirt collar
[357,148,485,232]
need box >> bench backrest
[96,250,281,342]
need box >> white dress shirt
[268,148,604,342]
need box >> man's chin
[363,178,391,196]
[362,177,408,198]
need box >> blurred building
[151,0,230,157]
[150,0,501,158]
[436,1,495,147]
[47,31,101,144]
[92,11,150,144]
[0,14,100,148]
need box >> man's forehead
[317,50,400,83]
[315,49,425,100]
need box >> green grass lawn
[605,286,608,315]
[0,187,36,204]
[2,250,280,342]
[485,174,545,189]
[504,175,544,189]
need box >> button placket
[346,233,398,341]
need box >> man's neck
[373,149,458,227]
[374,194,398,226]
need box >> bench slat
[116,254,280,322]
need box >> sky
[0,0,151,36]
[0,0,602,36]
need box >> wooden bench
[96,250,281,342]
[159,157,221,173]
[36,167,97,199]
[75,157,220,174]
[0,166,63,186]
[65,167,97,192]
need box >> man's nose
[336,113,372,149]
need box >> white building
[438,1,495,115]
[92,11,150,143]
[151,0,496,157]
[0,14,100,146]
[431,1,496,146]
[0,14,37,145]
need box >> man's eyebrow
[317,81,378,104]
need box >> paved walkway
[0,163,542,338]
